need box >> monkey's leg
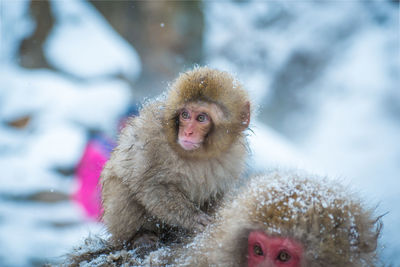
[102,176,146,244]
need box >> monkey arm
[134,181,211,231]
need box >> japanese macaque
[101,67,251,246]
[66,171,381,267]
[144,171,382,266]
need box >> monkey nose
[184,131,193,136]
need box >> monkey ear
[240,101,250,130]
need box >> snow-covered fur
[66,171,382,266]
[147,171,382,267]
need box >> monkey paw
[194,213,213,232]
[133,232,159,248]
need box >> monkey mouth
[178,140,201,151]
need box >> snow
[0,65,133,194]
[0,200,102,266]
[0,64,132,264]
[44,0,141,80]
[0,0,32,63]
[247,120,316,172]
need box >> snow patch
[44,0,141,80]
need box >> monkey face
[177,102,223,151]
[178,106,211,150]
[163,67,251,159]
[247,231,303,267]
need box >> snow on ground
[0,200,103,266]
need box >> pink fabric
[73,139,110,220]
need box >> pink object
[73,136,114,220]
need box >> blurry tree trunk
[18,0,54,69]
[90,0,204,98]
[16,0,204,98]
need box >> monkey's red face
[178,105,212,151]
[248,231,303,267]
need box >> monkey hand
[194,213,213,232]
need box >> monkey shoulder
[120,101,166,147]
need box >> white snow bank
[0,65,132,134]
[0,0,32,63]
[0,65,132,193]
[44,0,141,80]
[0,200,103,266]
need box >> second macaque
[101,67,251,246]
[145,171,381,267]
[66,171,381,266]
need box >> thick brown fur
[101,67,251,246]
[164,67,250,159]
[65,171,382,266]
[146,171,382,267]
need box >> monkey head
[163,66,250,159]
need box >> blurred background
[0,0,399,266]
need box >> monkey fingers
[133,232,159,247]
[197,213,213,226]
[193,213,213,233]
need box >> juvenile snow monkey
[101,66,251,247]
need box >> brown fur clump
[101,66,251,248]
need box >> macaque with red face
[66,171,381,266]
[143,171,382,267]
[100,67,251,248]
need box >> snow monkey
[65,171,381,266]
[101,66,251,247]
[143,171,382,267]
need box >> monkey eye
[253,244,263,256]
[197,113,209,123]
[277,250,291,262]
[181,110,190,120]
